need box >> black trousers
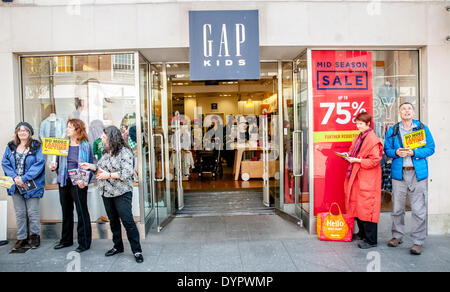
[356,218,378,245]
[59,179,92,249]
[102,192,142,254]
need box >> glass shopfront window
[21,53,140,223]
[311,50,420,216]
[372,50,420,211]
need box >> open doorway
[165,63,280,216]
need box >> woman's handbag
[317,203,354,242]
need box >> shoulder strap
[415,121,424,130]
[389,123,404,148]
[388,123,399,143]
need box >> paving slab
[1,214,449,272]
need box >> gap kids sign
[189,10,260,81]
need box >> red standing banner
[312,51,373,215]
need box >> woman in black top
[80,126,143,263]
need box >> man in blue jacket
[384,102,435,255]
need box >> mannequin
[39,112,66,140]
[49,113,56,122]
[39,108,66,185]
[88,119,105,161]
[378,80,399,106]
[377,80,399,122]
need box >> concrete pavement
[1,214,449,272]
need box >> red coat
[344,131,383,223]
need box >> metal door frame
[137,52,159,234]
[149,60,290,228]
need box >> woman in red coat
[343,112,383,249]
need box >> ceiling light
[245,99,254,108]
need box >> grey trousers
[12,194,41,240]
[391,170,427,245]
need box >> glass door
[172,111,184,210]
[149,63,173,231]
[139,55,156,229]
[263,62,281,210]
[261,110,270,207]
[293,52,310,227]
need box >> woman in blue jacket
[2,122,45,250]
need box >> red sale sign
[312,50,373,215]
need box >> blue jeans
[12,194,40,240]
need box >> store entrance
[165,63,279,216]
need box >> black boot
[29,234,40,249]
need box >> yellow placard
[42,137,69,156]
[404,129,426,150]
[314,130,360,143]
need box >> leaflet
[68,169,90,186]
[0,176,14,189]
[16,180,37,195]
[334,152,349,159]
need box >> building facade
[0,0,449,239]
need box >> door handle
[293,130,304,177]
[153,133,165,182]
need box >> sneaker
[387,237,403,247]
[29,234,40,249]
[410,244,422,255]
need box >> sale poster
[312,51,373,215]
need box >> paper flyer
[68,169,90,186]
[334,152,349,159]
[0,176,14,189]
[16,180,37,195]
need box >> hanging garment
[182,151,195,177]
[39,116,66,140]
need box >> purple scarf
[346,129,371,178]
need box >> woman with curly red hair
[50,119,94,253]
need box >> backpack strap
[388,123,404,148]
[416,121,425,131]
